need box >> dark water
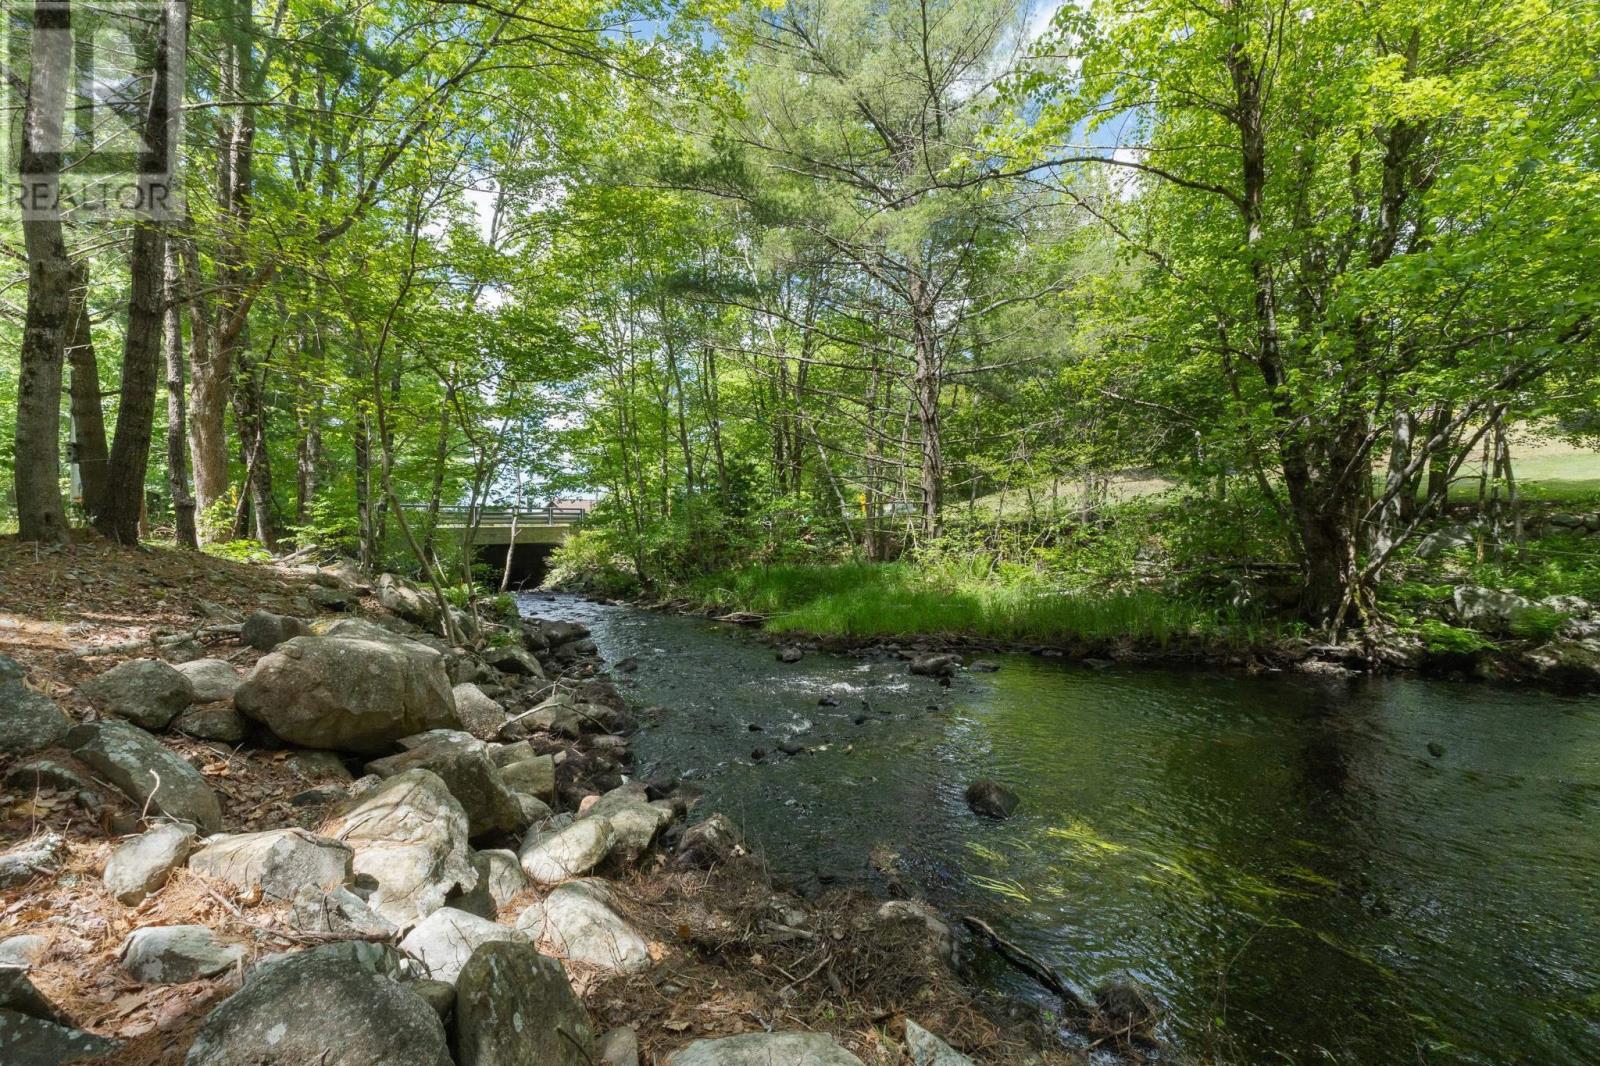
[522,593,1600,1064]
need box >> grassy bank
[685,561,1294,649]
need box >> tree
[1010,0,1600,625]
[12,0,74,545]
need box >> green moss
[1418,620,1494,656]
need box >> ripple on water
[520,592,1600,1066]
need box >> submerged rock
[1094,975,1160,1034]
[964,779,1019,819]
[184,949,451,1066]
[909,654,961,678]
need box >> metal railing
[400,504,589,527]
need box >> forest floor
[0,534,1092,1066]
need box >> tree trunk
[13,0,74,545]
[355,415,375,569]
[95,4,174,546]
[231,334,278,549]
[164,244,197,548]
[66,262,110,520]
[909,279,943,540]
[175,231,227,533]
[96,218,167,545]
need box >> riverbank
[601,561,1600,691]
[0,537,1094,1065]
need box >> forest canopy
[2,0,1596,633]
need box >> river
[521,592,1600,1064]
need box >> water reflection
[524,594,1600,1064]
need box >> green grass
[689,561,1288,647]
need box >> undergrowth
[688,560,1288,648]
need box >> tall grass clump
[691,561,1281,647]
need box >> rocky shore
[0,543,1087,1066]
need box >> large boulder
[0,1010,118,1065]
[234,634,459,754]
[499,755,556,806]
[287,885,398,940]
[68,721,222,831]
[324,769,478,927]
[480,849,528,909]
[515,880,650,974]
[481,645,544,679]
[241,610,311,652]
[583,786,671,865]
[119,925,244,984]
[667,1032,865,1065]
[519,817,614,885]
[0,968,63,1024]
[0,680,70,757]
[453,683,508,740]
[187,828,353,902]
[104,822,197,905]
[184,949,452,1066]
[366,739,524,838]
[378,574,442,630]
[1450,586,1538,635]
[78,657,194,729]
[1523,639,1600,687]
[511,696,584,739]
[172,703,248,742]
[398,908,526,986]
[173,658,243,703]
[454,941,593,1066]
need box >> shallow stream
[522,593,1600,1064]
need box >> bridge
[417,504,591,545]
[406,502,592,587]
